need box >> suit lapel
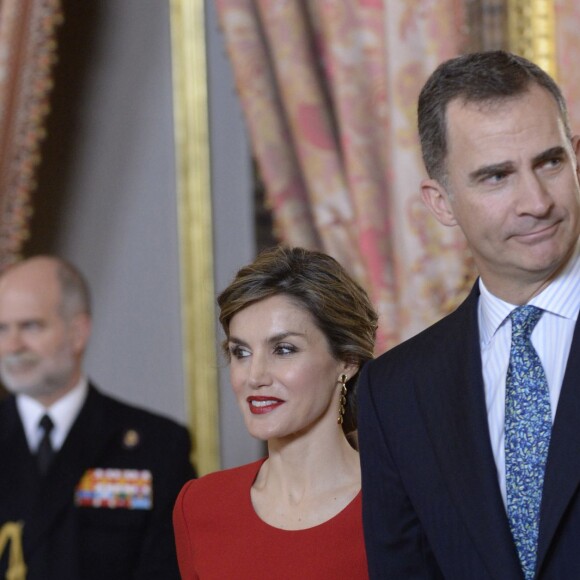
[414,286,522,579]
[24,386,116,555]
[536,316,580,571]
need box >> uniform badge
[122,429,140,449]
[75,468,153,509]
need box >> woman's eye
[274,343,296,355]
[230,345,250,359]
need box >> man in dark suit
[0,256,195,579]
[358,51,580,579]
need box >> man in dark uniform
[0,256,195,579]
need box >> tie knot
[509,305,543,341]
[39,414,54,435]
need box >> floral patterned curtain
[465,0,507,51]
[0,0,62,269]
[555,1,580,130]
[214,0,472,352]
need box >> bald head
[0,256,92,406]
[0,256,91,320]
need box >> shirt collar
[478,281,513,347]
[531,240,580,320]
[478,240,580,346]
[16,377,89,452]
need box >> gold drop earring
[337,374,347,425]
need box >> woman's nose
[247,354,272,389]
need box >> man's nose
[516,172,555,217]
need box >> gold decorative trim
[169,0,219,475]
[507,0,557,79]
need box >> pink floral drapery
[555,1,580,131]
[0,0,62,269]
[214,0,472,352]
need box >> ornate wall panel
[507,0,557,77]
[170,0,220,475]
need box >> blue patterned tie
[505,305,551,580]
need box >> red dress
[173,459,368,579]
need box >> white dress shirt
[16,378,89,453]
[478,243,580,506]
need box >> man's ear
[421,178,458,227]
[70,313,92,354]
[572,135,580,181]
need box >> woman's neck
[250,427,361,530]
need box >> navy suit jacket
[358,283,580,579]
[0,384,195,580]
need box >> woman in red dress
[174,246,378,579]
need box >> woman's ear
[341,362,359,383]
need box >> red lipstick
[247,396,284,415]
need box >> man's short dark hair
[418,50,571,183]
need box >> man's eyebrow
[532,146,567,166]
[467,146,569,184]
[468,161,514,184]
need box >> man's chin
[1,375,47,398]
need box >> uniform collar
[16,377,89,452]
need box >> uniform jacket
[358,283,580,579]
[0,384,195,579]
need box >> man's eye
[542,157,562,170]
[485,172,507,184]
